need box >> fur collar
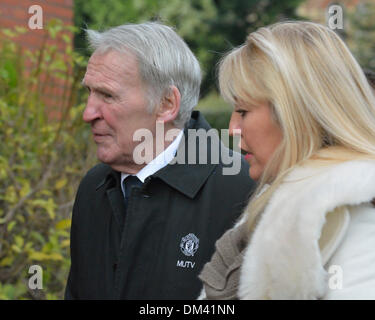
[238,160,375,299]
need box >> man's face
[82,50,158,172]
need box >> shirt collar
[120,130,183,194]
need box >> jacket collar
[96,111,218,199]
[153,111,218,199]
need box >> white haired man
[65,22,254,299]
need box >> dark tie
[123,175,143,212]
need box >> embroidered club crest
[180,233,199,257]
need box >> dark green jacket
[65,111,255,299]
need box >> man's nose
[228,112,241,137]
[82,94,101,123]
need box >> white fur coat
[239,160,375,299]
[199,160,375,300]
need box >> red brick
[25,0,73,10]
[0,4,20,16]
[34,2,73,20]
[0,4,27,23]
[0,0,26,7]
[12,7,29,20]
[1,0,74,119]
[0,17,25,29]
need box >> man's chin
[95,147,143,173]
[96,149,114,165]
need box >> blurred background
[0,0,374,299]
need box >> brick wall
[0,0,74,117]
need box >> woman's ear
[156,86,181,124]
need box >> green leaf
[62,34,71,44]
[55,178,67,190]
[30,198,56,220]
[0,256,14,267]
[3,60,18,88]
[0,168,7,179]
[16,148,24,158]
[42,242,53,253]
[61,239,70,248]
[2,28,17,38]
[19,180,31,198]
[28,251,49,261]
[14,235,24,248]
[30,231,45,244]
[14,26,27,34]
[49,252,63,261]
[55,219,71,230]
[29,251,63,261]
[7,220,16,232]
[11,244,21,253]
[4,186,17,204]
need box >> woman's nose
[228,112,242,137]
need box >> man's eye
[101,92,113,100]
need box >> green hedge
[201,109,232,132]
[201,109,239,150]
[0,20,96,300]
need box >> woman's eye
[236,109,247,117]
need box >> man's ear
[156,86,180,124]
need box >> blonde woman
[198,21,375,299]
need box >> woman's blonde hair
[219,21,375,230]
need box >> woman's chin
[249,166,261,181]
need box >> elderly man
[65,22,254,300]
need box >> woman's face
[229,100,283,181]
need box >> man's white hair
[86,22,202,128]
